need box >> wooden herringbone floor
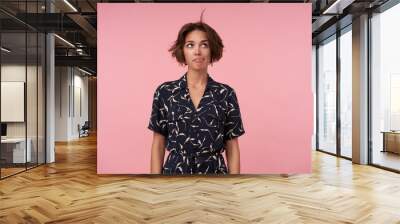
[1,133,400,224]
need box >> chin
[190,65,208,71]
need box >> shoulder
[211,80,236,96]
[153,78,181,96]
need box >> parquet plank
[0,133,399,223]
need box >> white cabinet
[1,138,32,163]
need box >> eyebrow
[185,40,209,43]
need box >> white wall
[72,72,89,138]
[1,66,26,135]
[55,67,89,141]
[1,65,41,137]
[1,64,46,164]
[55,66,69,141]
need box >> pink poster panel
[98,3,312,174]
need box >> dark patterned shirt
[148,73,245,175]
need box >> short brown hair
[169,22,224,66]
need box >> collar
[178,72,215,91]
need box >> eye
[201,43,209,48]
[186,43,193,48]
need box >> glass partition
[1,31,28,177]
[339,27,352,158]
[0,1,46,179]
[38,31,45,165]
[317,35,337,154]
[27,30,38,169]
[371,3,400,171]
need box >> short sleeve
[223,89,245,142]
[147,86,168,137]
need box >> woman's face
[183,30,211,71]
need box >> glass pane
[0,1,46,178]
[1,31,27,178]
[26,0,39,170]
[340,28,352,158]
[371,4,400,171]
[38,32,45,165]
[318,36,337,154]
[27,31,38,169]
[312,45,317,150]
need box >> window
[317,35,337,154]
[371,2,400,171]
[339,27,352,158]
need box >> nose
[194,45,201,55]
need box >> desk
[1,138,32,163]
[381,131,400,154]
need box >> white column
[46,0,55,163]
[46,33,55,163]
[352,14,369,164]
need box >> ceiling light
[1,47,11,53]
[78,67,93,76]
[63,0,78,12]
[54,34,75,48]
[322,0,354,14]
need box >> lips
[193,58,204,63]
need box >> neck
[186,69,208,87]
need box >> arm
[225,138,241,174]
[150,132,166,174]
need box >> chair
[79,121,90,138]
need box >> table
[1,138,32,163]
[381,131,400,154]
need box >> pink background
[97,3,312,174]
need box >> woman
[148,20,245,175]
